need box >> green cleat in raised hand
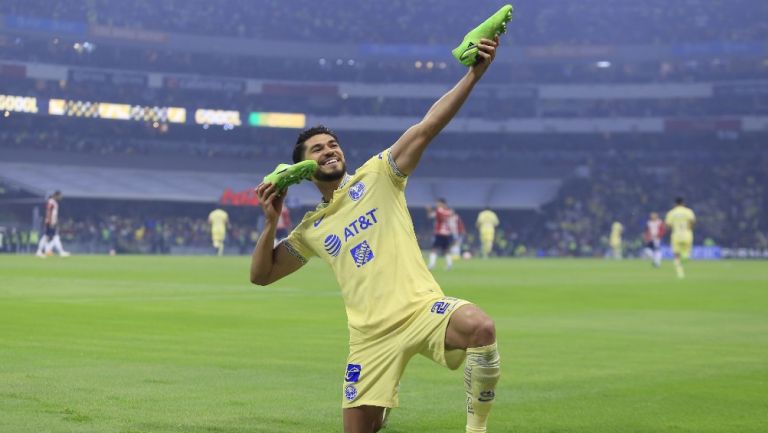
[452,4,513,67]
[263,160,318,192]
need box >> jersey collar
[318,173,352,209]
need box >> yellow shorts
[672,239,692,259]
[341,296,472,409]
[211,230,225,246]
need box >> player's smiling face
[304,133,346,182]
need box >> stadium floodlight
[596,61,612,68]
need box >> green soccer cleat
[263,160,318,192]
[452,4,513,67]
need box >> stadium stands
[1,0,767,255]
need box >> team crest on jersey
[344,384,358,401]
[324,234,342,257]
[345,363,362,383]
[350,240,374,267]
[348,181,366,201]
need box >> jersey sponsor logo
[345,363,362,383]
[319,208,379,261]
[313,215,324,228]
[348,181,366,201]
[324,234,342,257]
[350,240,374,268]
[344,384,358,401]
[343,208,378,242]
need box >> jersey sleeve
[283,225,316,264]
[366,148,408,190]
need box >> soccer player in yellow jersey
[609,221,624,259]
[665,197,696,278]
[208,208,229,256]
[476,208,499,259]
[251,38,502,433]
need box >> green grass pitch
[1,256,767,433]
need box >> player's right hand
[255,182,285,222]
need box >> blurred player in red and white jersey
[643,212,666,268]
[35,190,70,258]
[427,198,454,270]
[274,204,292,245]
[448,212,466,260]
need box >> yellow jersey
[285,149,444,343]
[476,209,499,237]
[665,205,695,241]
[208,209,229,233]
[609,222,623,245]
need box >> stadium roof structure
[0,162,560,209]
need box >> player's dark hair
[437,198,447,204]
[292,125,339,163]
[675,197,684,205]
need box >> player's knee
[469,314,496,347]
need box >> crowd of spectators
[0,215,259,255]
[3,133,767,256]
[4,34,767,86]
[3,0,767,45]
[530,149,768,256]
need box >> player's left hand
[472,37,499,74]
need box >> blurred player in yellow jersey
[609,221,624,259]
[476,207,499,259]
[665,197,696,278]
[208,208,229,256]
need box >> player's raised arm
[249,183,304,285]
[390,37,500,176]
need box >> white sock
[653,251,662,266]
[44,238,55,255]
[428,252,437,269]
[36,236,48,255]
[465,343,501,433]
[51,235,65,254]
[445,254,453,269]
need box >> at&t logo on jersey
[324,234,342,257]
[344,208,378,242]
[348,181,366,201]
[321,209,380,262]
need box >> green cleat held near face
[452,4,513,66]
[263,159,318,192]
